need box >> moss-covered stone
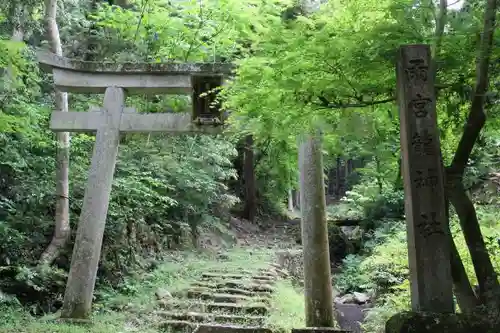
[327,223,350,264]
[385,311,498,333]
[36,49,234,74]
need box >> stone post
[396,44,454,313]
[298,131,335,327]
[61,87,125,319]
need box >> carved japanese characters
[396,44,454,313]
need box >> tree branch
[315,82,475,110]
[448,0,498,176]
[316,96,395,109]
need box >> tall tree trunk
[6,6,25,83]
[294,188,301,210]
[448,179,500,310]
[288,187,294,212]
[449,233,481,313]
[242,135,257,222]
[445,193,480,313]
[39,0,71,265]
[335,156,341,199]
[394,157,403,190]
[11,6,24,42]
[430,0,499,314]
[445,0,500,313]
[299,132,334,327]
[374,155,383,194]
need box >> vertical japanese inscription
[416,212,445,237]
[411,130,434,156]
[408,93,432,118]
[405,58,429,83]
[396,44,453,313]
[413,167,439,189]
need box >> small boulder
[334,303,366,333]
[385,311,495,333]
[353,291,370,304]
[217,252,230,260]
[155,288,172,300]
[328,223,351,264]
[336,293,356,304]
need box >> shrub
[341,182,404,225]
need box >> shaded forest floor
[0,218,305,333]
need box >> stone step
[255,270,277,277]
[202,273,249,280]
[292,329,351,333]
[208,268,257,275]
[216,281,276,293]
[195,324,273,333]
[192,281,217,288]
[263,267,288,279]
[250,275,275,282]
[199,273,277,284]
[158,300,202,311]
[187,287,272,299]
[272,268,289,278]
[206,302,269,316]
[159,322,273,333]
[159,320,195,332]
[157,300,269,315]
[217,287,257,297]
[200,292,250,303]
[156,311,266,326]
[187,287,212,298]
[218,288,271,298]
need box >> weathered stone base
[385,311,498,333]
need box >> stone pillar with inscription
[396,44,454,313]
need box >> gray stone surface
[195,324,272,333]
[298,133,334,326]
[292,328,350,333]
[395,44,453,312]
[52,68,193,94]
[50,108,221,134]
[61,87,125,319]
[385,311,494,333]
[334,303,366,333]
[37,48,233,74]
[37,49,232,94]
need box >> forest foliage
[0,0,499,330]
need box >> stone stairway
[156,263,288,333]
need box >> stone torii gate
[36,50,232,320]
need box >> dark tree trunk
[444,195,480,313]
[242,135,257,222]
[335,156,342,199]
[445,0,500,316]
[447,178,500,309]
